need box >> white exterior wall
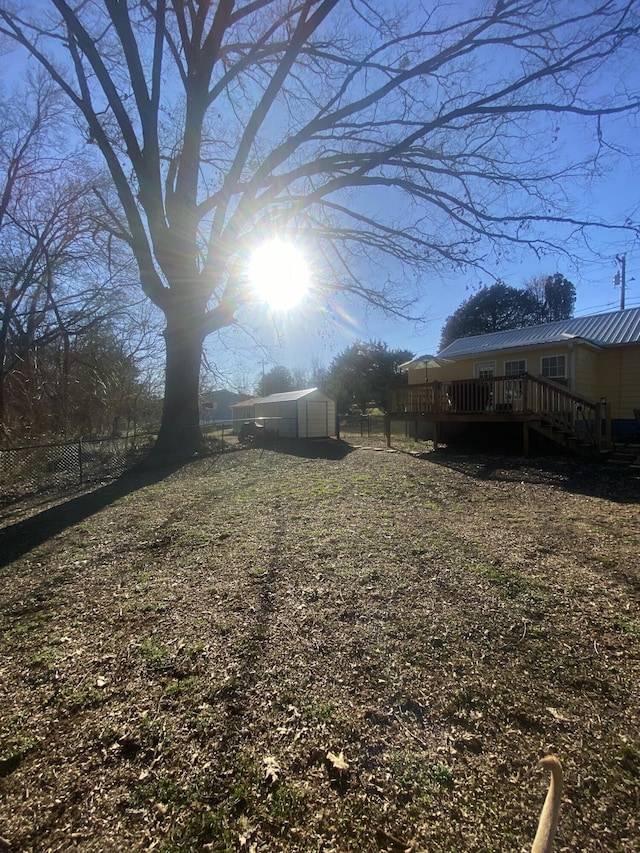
[237,390,337,438]
[255,400,298,437]
[298,399,336,438]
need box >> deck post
[522,375,529,412]
[595,399,611,451]
[385,414,391,447]
[523,422,530,455]
[433,381,441,415]
[605,401,612,448]
[433,419,440,450]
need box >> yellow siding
[406,341,639,420]
[573,346,599,400]
[408,343,576,385]
[598,345,640,421]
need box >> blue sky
[213,137,639,388]
[198,3,640,390]
[3,3,636,393]
[210,64,640,389]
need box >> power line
[575,296,640,316]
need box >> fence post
[78,438,83,485]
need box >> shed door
[303,401,329,438]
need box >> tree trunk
[0,369,6,435]
[153,309,206,461]
[0,305,10,433]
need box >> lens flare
[248,240,310,310]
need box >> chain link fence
[339,413,386,437]
[0,434,157,502]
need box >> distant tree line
[257,341,412,416]
[324,341,413,415]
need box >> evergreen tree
[325,341,412,414]
[439,284,541,349]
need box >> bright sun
[248,239,310,310]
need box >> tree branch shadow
[421,448,640,503]
[0,461,186,570]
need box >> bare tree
[0,76,157,439]
[0,76,79,434]
[1,1,637,457]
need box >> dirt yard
[1,434,639,852]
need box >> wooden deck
[386,374,612,455]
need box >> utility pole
[614,254,626,310]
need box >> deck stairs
[389,374,615,460]
[605,443,640,468]
[528,415,607,459]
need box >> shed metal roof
[437,307,640,359]
[255,388,324,404]
[231,388,327,407]
[230,396,262,408]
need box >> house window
[541,355,566,381]
[504,359,526,377]
[473,361,495,379]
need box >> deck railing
[389,374,610,450]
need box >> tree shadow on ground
[420,446,640,504]
[0,460,186,570]
[246,438,357,461]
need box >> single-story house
[230,388,337,439]
[199,389,250,424]
[392,307,640,452]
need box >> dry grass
[1,433,639,852]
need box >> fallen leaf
[546,706,571,723]
[326,750,350,773]
[262,755,281,785]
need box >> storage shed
[231,388,336,438]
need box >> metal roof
[230,396,262,408]
[256,388,321,404]
[438,307,640,358]
[229,388,329,407]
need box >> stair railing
[389,375,610,450]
